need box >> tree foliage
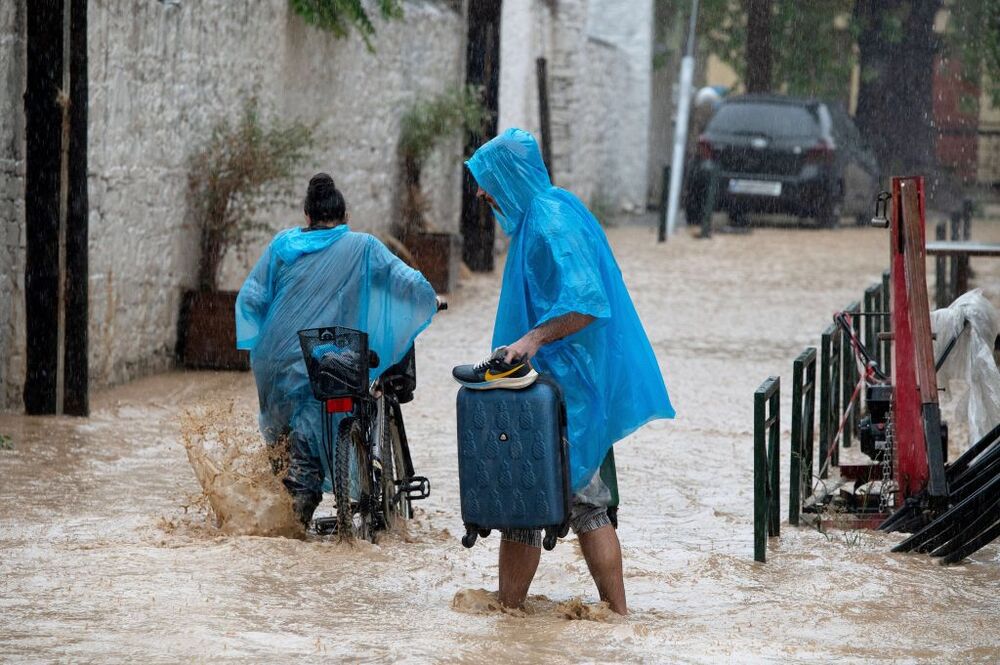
[289,0,404,52]
[690,0,998,104]
[697,0,855,101]
[400,85,489,169]
[946,0,1000,105]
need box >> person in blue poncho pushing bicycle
[458,129,675,615]
[235,174,439,528]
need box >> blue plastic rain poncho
[467,128,675,491]
[236,225,437,490]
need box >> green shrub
[398,85,488,241]
[188,100,313,291]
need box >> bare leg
[498,539,541,609]
[578,524,627,614]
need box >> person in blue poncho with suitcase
[454,128,675,615]
[235,173,439,527]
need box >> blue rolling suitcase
[456,376,571,550]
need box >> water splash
[180,400,303,539]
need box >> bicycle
[297,302,445,541]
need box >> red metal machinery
[887,176,948,504]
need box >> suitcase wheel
[542,527,558,551]
[478,528,492,538]
[558,522,570,538]
[462,527,478,548]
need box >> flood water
[2,220,999,663]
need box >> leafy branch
[290,0,404,52]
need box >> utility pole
[662,0,698,241]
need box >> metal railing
[754,375,781,563]
[756,276,895,559]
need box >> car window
[827,103,861,149]
[707,102,821,138]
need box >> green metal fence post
[790,347,816,526]
[819,323,840,479]
[768,381,781,538]
[754,376,780,562]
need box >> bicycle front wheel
[334,417,373,541]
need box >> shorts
[500,469,614,548]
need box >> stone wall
[0,0,25,409]
[499,0,653,211]
[0,0,465,410]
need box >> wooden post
[24,0,65,415]
[461,0,502,272]
[63,0,88,416]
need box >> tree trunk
[461,0,502,272]
[744,0,773,93]
[855,0,943,185]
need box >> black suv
[685,95,879,228]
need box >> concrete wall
[499,0,654,211]
[0,1,25,409]
[0,0,465,410]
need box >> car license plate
[728,179,782,197]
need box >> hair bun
[309,172,336,192]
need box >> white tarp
[931,289,1000,446]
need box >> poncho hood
[465,127,552,236]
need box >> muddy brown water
[2,221,999,663]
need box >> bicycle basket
[298,326,369,401]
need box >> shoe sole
[453,370,539,391]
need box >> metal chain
[880,405,895,514]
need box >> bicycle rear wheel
[334,417,373,541]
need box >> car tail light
[326,397,354,413]
[697,136,714,160]
[805,139,833,163]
